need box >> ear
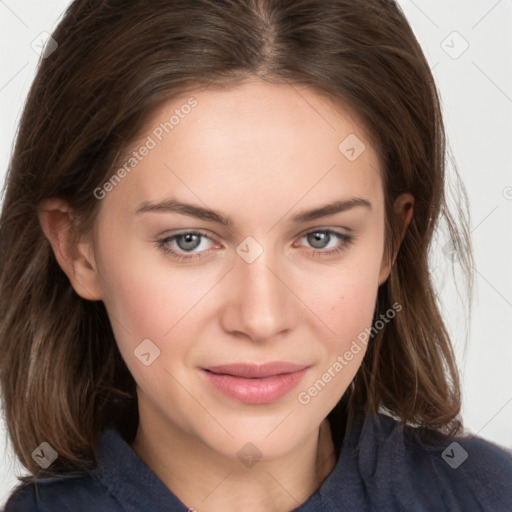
[38,198,102,301]
[378,193,414,285]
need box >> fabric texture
[3,413,512,511]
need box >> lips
[201,362,309,404]
[203,362,309,379]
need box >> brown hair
[0,0,472,476]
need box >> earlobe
[38,198,102,301]
[378,193,414,285]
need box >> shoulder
[3,472,123,512]
[2,426,182,512]
[355,413,512,511]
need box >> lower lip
[201,368,308,404]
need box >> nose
[219,247,297,342]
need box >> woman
[1,0,511,510]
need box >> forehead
[104,79,383,220]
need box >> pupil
[177,233,201,251]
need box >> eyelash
[156,229,354,262]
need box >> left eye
[298,230,349,250]
[304,230,335,249]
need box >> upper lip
[203,362,309,378]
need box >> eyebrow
[135,197,371,225]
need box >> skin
[39,78,413,512]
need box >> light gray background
[1,0,511,507]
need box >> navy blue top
[3,413,512,511]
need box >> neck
[131,417,337,512]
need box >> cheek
[96,252,204,400]
[293,270,378,411]
[310,271,378,346]
[302,245,382,337]
[94,231,202,348]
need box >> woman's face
[90,79,391,461]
